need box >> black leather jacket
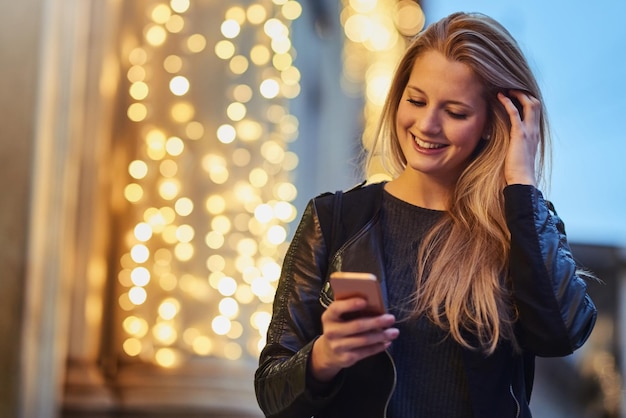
[255,182,597,418]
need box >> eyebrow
[406,85,474,109]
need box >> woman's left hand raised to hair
[498,90,541,186]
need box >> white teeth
[414,136,445,149]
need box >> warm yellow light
[282,1,303,20]
[163,55,183,73]
[174,242,194,261]
[227,102,247,121]
[215,40,235,60]
[229,55,249,75]
[260,259,282,282]
[349,0,377,13]
[221,19,241,39]
[169,75,190,96]
[247,4,267,25]
[130,266,151,286]
[123,316,149,337]
[233,84,253,103]
[158,179,180,200]
[264,18,288,39]
[275,182,297,201]
[128,287,148,305]
[281,66,301,85]
[153,322,178,345]
[205,231,225,249]
[212,316,231,336]
[217,276,237,296]
[165,136,184,156]
[165,14,185,33]
[224,342,242,360]
[128,48,147,66]
[249,167,269,188]
[272,53,292,71]
[232,148,251,167]
[186,121,204,140]
[155,347,179,368]
[162,224,178,245]
[192,335,213,355]
[134,222,153,241]
[170,101,195,123]
[151,4,171,24]
[282,151,299,171]
[170,0,190,14]
[271,38,291,54]
[225,6,246,25]
[237,238,258,257]
[216,124,236,144]
[364,16,397,52]
[227,321,244,339]
[254,204,273,223]
[205,194,226,215]
[208,165,229,184]
[123,338,142,356]
[344,14,372,43]
[174,197,194,216]
[206,254,226,272]
[187,34,206,53]
[261,140,285,164]
[158,298,181,320]
[366,70,392,106]
[176,224,194,243]
[127,103,148,122]
[159,159,178,177]
[274,201,295,222]
[129,81,149,100]
[124,183,144,203]
[145,24,168,46]
[236,119,263,142]
[160,273,177,291]
[395,0,425,36]
[219,297,239,318]
[267,225,287,245]
[235,284,255,304]
[129,160,148,179]
[259,79,280,99]
[127,65,146,83]
[130,243,150,263]
[250,311,272,332]
[250,45,271,66]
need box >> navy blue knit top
[382,190,474,418]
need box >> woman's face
[395,50,488,185]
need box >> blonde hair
[367,12,550,354]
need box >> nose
[417,107,441,136]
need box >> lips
[413,135,447,150]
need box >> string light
[117,1,302,366]
[340,0,425,181]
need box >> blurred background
[0,0,624,417]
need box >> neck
[385,170,454,210]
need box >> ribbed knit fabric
[382,190,474,418]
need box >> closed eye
[446,110,468,120]
[407,99,425,106]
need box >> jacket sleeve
[254,199,343,417]
[505,184,597,357]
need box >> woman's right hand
[309,297,399,382]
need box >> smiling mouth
[413,135,447,150]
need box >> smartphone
[329,271,385,318]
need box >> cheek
[395,103,413,130]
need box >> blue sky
[424,1,626,247]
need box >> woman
[255,12,596,418]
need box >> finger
[323,297,367,321]
[497,92,522,124]
[507,90,540,126]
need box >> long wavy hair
[367,12,550,354]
